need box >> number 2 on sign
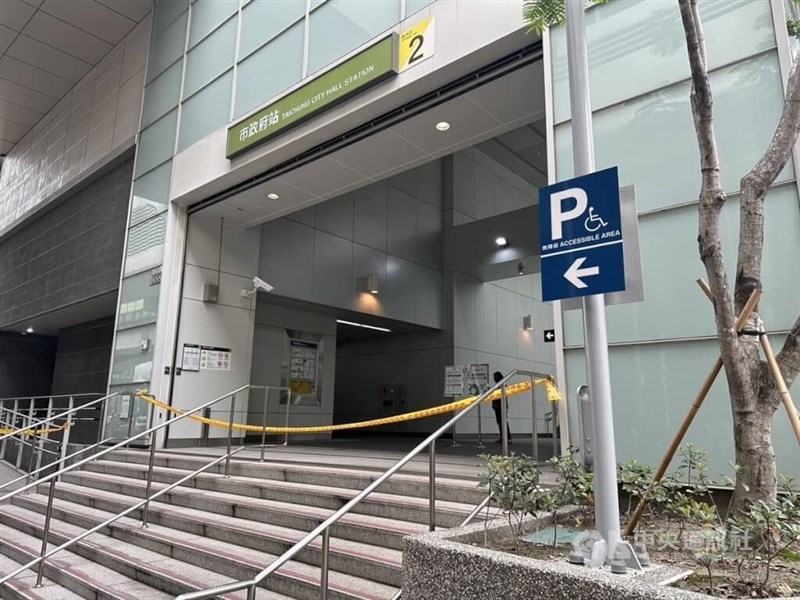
[399,16,435,72]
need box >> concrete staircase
[0,449,488,600]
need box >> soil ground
[484,509,800,598]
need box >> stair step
[0,524,173,600]
[0,552,85,600]
[68,464,476,527]
[0,504,398,600]
[47,480,426,551]
[107,450,486,504]
[12,492,402,586]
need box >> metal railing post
[35,477,57,587]
[246,586,256,600]
[36,398,54,474]
[260,387,270,462]
[224,393,236,478]
[16,399,29,468]
[58,397,73,482]
[141,398,159,528]
[501,384,509,457]
[551,400,558,458]
[475,399,484,449]
[320,529,330,600]
[0,402,9,460]
[530,376,537,461]
[283,390,291,446]
[429,439,436,531]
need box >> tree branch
[736,50,800,312]
[678,0,740,367]
[776,314,800,389]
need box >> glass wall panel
[131,161,172,227]
[147,9,188,84]
[141,59,182,129]
[189,0,238,48]
[234,22,304,118]
[105,384,152,441]
[184,17,236,99]
[240,0,306,59]
[551,0,776,122]
[564,341,799,480]
[179,70,233,152]
[153,0,189,38]
[563,186,800,346]
[116,271,162,331]
[110,324,156,385]
[307,0,401,75]
[135,109,178,177]
[124,213,168,276]
[555,52,793,212]
[406,0,435,18]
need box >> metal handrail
[0,438,113,492]
[175,369,546,600]
[0,384,254,504]
[0,393,116,444]
[0,446,245,588]
[0,393,104,402]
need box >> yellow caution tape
[136,377,562,435]
[0,423,70,436]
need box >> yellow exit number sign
[399,16,435,72]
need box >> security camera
[242,277,274,298]
[252,277,274,293]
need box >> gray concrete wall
[0,333,56,399]
[0,158,133,330]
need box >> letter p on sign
[550,188,588,241]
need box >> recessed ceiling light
[435,121,450,131]
[25,326,34,334]
[495,236,508,247]
[267,192,280,200]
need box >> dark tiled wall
[0,159,133,329]
[0,332,56,398]
[51,316,114,397]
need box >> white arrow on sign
[545,331,555,341]
[564,257,600,289]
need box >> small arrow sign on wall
[543,329,556,343]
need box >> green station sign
[227,35,398,159]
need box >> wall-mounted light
[495,236,508,248]
[367,273,379,295]
[523,315,533,331]
[517,262,525,276]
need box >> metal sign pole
[565,0,621,560]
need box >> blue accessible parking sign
[539,167,626,302]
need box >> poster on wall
[466,364,490,396]
[445,365,466,397]
[200,346,232,371]
[181,344,201,372]
[288,340,318,395]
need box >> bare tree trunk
[678,0,800,514]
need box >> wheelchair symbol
[584,207,608,232]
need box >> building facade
[1,0,797,479]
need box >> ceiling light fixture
[25,326,34,334]
[435,121,451,132]
[495,236,508,247]
[336,319,391,333]
[267,192,280,200]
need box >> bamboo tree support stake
[623,287,762,537]
[696,279,800,448]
